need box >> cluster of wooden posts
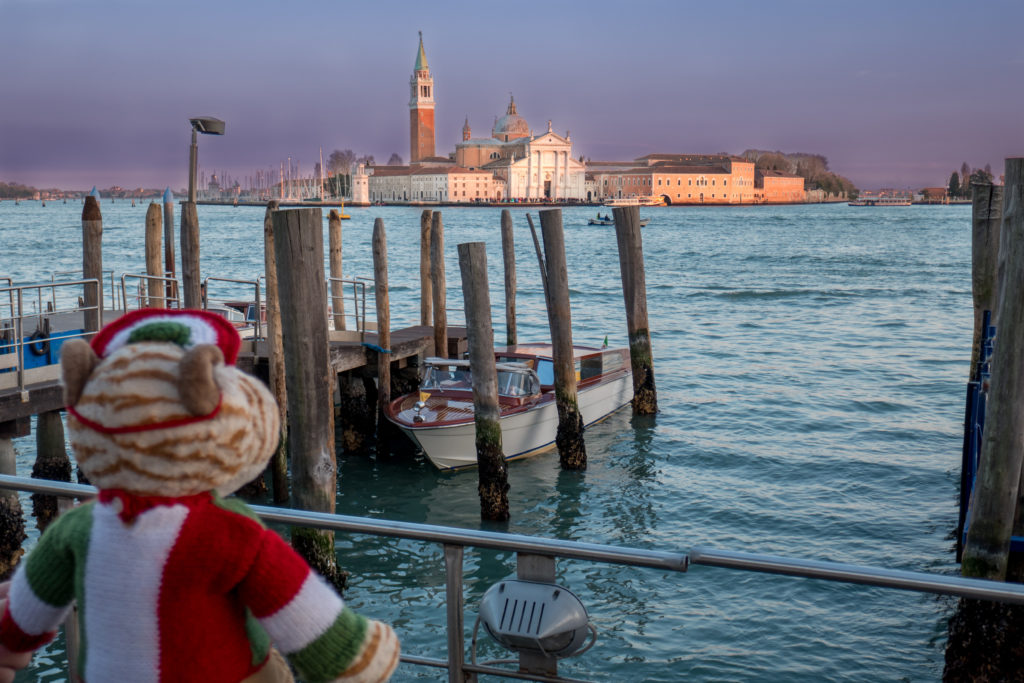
[1,196,659,588]
[945,159,1024,677]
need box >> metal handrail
[51,270,116,311]
[201,276,263,339]
[119,273,181,312]
[0,281,99,393]
[3,475,1024,632]
[5,475,1024,682]
[327,277,368,333]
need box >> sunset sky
[3,0,1022,191]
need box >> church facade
[367,35,586,203]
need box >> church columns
[552,151,559,200]
[536,151,543,199]
[526,152,533,200]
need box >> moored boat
[386,343,633,470]
[588,216,648,226]
[848,196,912,206]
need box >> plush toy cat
[0,309,399,682]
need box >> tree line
[325,150,404,175]
[0,182,39,199]
[741,150,858,197]
[948,162,994,198]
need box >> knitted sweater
[0,493,394,682]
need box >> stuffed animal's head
[61,309,280,497]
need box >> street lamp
[188,117,225,203]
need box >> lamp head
[189,117,225,135]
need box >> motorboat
[603,196,666,207]
[588,216,649,226]
[386,343,633,470]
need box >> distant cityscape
[0,34,997,207]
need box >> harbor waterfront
[3,201,969,680]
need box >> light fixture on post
[473,577,596,676]
[187,117,225,203]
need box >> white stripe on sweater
[259,572,344,654]
[8,563,73,636]
[83,502,189,683]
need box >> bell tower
[409,31,435,164]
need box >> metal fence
[2,474,1023,682]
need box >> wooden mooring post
[420,209,433,327]
[272,207,342,588]
[262,201,288,503]
[329,209,345,331]
[612,205,658,414]
[180,201,201,309]
[969,182,1003,381]
[501,209,517,346]
[431,211,448,357]
[458,242,510,520]
[945,158,1024,681]
[30,410,71,532]
[373,218,391,426]
[538,209,586,470]
[82,196,102,332]
[162,188,177,303]
[145,202,164,308]
[0,420,27,581]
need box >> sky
[2,0,1023,192]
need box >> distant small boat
[588,216,648,227]
[604,196,665,207]
[848,196,912,207]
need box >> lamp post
[182,117,225,308]
[187,117,225,202]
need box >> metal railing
[327,276,369,333]
[202,275,263,339]
[2,474,1024,682]
[119,273,182,313]
[51,270,117,312]
[0,281,99,393]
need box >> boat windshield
[421,363,540,397]
[421,364,472,391]
[497,369,540,397]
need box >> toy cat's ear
[61,339,98,406]
[179,344,224,416]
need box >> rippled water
[1,200,969,681]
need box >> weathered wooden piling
[501,209,517,347]
[961,158,1024,583]
[373,218,391,424]
[329,209,346,331]
[272,207,342,588]
[162,189,176,303]
[612,205,658,414]
[180,201,201,309]
[0,422,26,581]
[420,209,433,326]
[144,202,164,308]
[538,209,586,470]
[82,196,102,332]
[430,211,448,357]
[458,242,510,520]
[262,201,288,504]
[30,411,71,531]
[969,183,1004,381]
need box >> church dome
[493,96,530,141]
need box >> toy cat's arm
[238,529,400,683]
[0,583,33,683]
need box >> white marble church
[366,35,586,203]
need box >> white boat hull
[399,372,633,470]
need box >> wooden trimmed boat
[385,343,633,470]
